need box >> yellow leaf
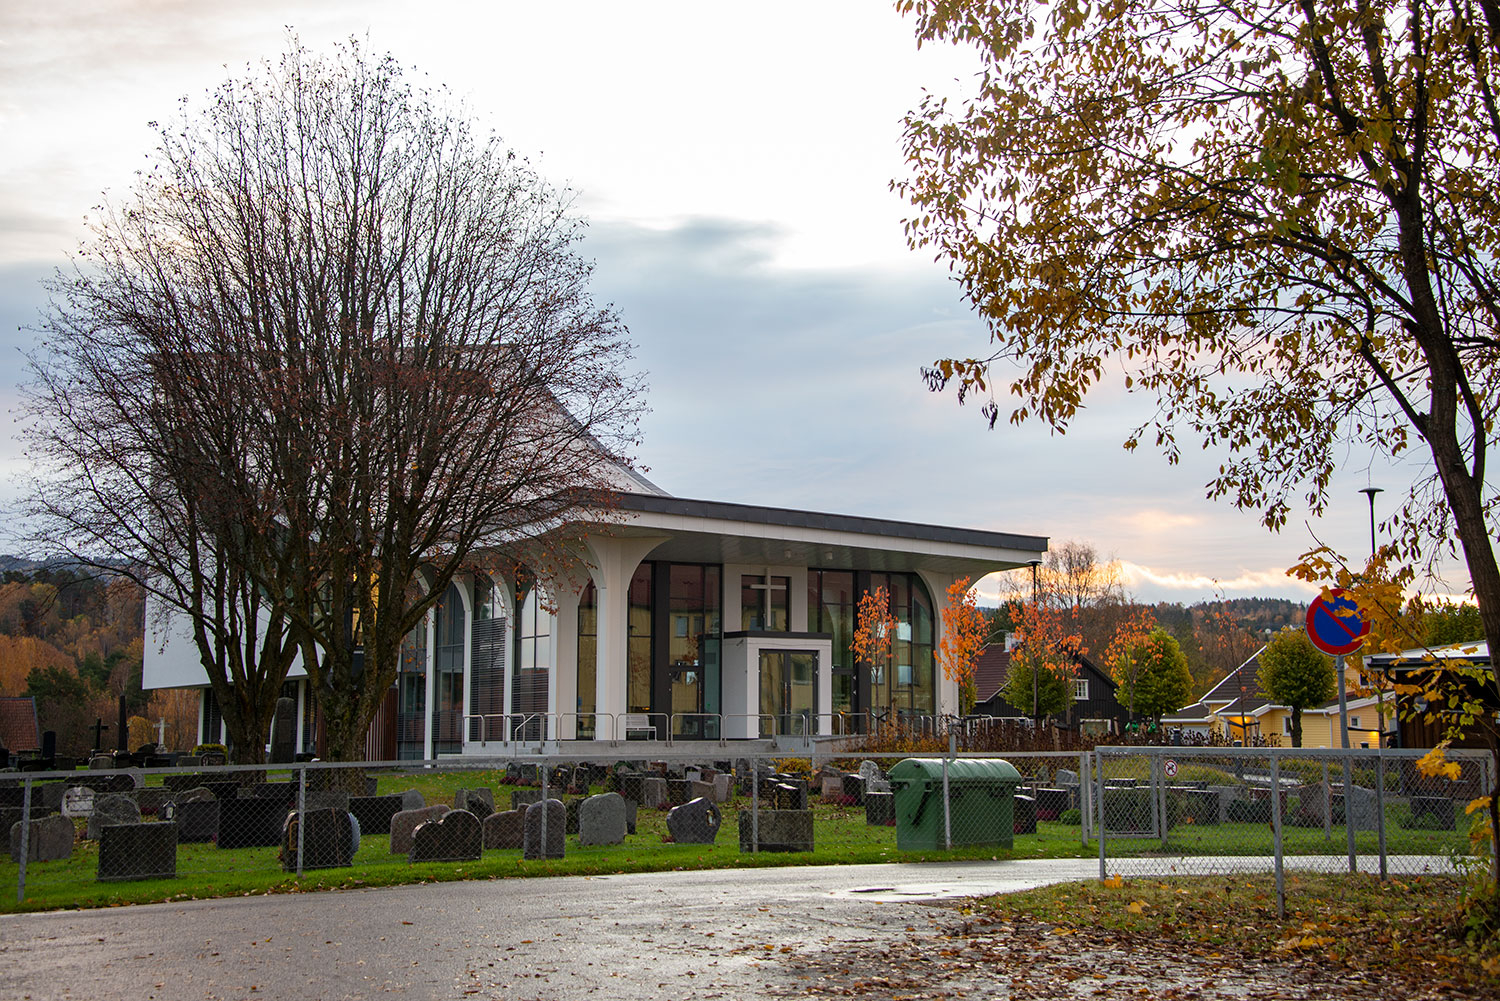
[1126,900,1148,914]
[1101,874,1123,889]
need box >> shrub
[1059,808,1082,825]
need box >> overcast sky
[0,1,1452,606]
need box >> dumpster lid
[887,758,1022,782]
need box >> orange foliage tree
[1002,596,1085,719]
[1104,606,1158,719]
[851,586,897,721]
[939,576,988,715]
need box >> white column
[423,599,437,761]
[584,536,668,740]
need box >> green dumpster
[888,758,1022,851]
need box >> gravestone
[173,786,215,803]
[217,797,291,849]
[389,805,450,855]
[842,773,866,806]
[667,777,691,806]
[269,696,297,764]
[624,797,638,835]
[483,809,525,850]
[738,809,813,852]
[304,789,350,813]
[1409,795,1457,830]
[820,774,846,803]
[1013,794,1038,835]
[134,788,172,817]
[1174,788,1221,826]
[1056,768,1079,787]
[86,793,141,840]
[409,809,482,864]
[1033,788,1069,821]
[61,786,96,819]
[523,799,565,860]
[88,754,114,771]
[10,814,75,862]
[640,776,668,809]
[518,763,540,786]
[97,822,176,882]
[713,774,733,803]
[1342,784,1381,832]
[511,788,544,812]
[865,791,895,826]
[618,772,644,804]
[280,808,357,871]
[244,781,295,802]
[349,795,404,836]
[666,797,721,844]
[454,788,495,816]
[577,793,627,846]
[503,762,521,786]
[565,798,582,836]
[397,788,426,811]
[200,751,228,767]
[172,799,219,843]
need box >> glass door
[759,650,817,737]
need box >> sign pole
[1336,654,1350,750]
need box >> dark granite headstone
[738,809,813,852]
[269,696,297,764]
[304,789,350,813]
[523,799,565,860]
[667,777,691,805]
[483,809,525,850]
[281,808,357,871]
[409,809,483,864]
[97,822,176,882]
[390,805,451,855]
[349,795,404,836]
[865,791,895,826]
[666,797,721,844]
[1033,788,1069,821]
[1013,794,1037,835]
[511,788,544,812]
[171,799,219,843]
[216,796,290,849]
[618,772,644,804]
[842,773,866,806]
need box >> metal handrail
[668,713,726,747]
[613,711,669,743]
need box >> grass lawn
[0,766,1471,913]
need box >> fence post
[942,734,953,851]
[1375,751,1387,880]
[16,776,32,904]
[1270,754,1285,919]
[1096,749,1108,880]
[751,756,760,852]
[540,758,549,853]
[295,764,307,878]
[1344,752,1358,874]
[1322,760,1332,843]
[1080,751,1090,847]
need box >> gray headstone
[86,793,141,841]
[304,789,350,813]
[409,809,482,864]
[97,822,176,882]
[216,797,290,848]
[738,809,812,852]
[61,786,96,818]
[269,696,297,764]
[666,797,721,844]
[639,776,668,809]
[577,793,627,846]
[171,799,219,842]
[689,780,715,803]
[859,760,884,785]
[523,799,565,860]
[134,787,172,817]
[10,814,75,862]
[173,786,216,804]
[88,754,114,770]
[865,791,895,826]
[397,788,426,811]
[454,787,495,816]
[511,788,544,812]
[389,804,450,855]
[1343,783,1380,832]
[483,809,525,850]
[1056,769,1080,786]
[713,774,733,803]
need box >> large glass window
[396,615,427,759]
[808,570,855,717]
[431,583,465,755]
[845,572,936,719]
[627,565,653,714]
[469,575,507,742]
[512,583,550,739]
[741,574,790,631]
[669,564,721,738]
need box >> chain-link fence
[1,746,1488,911]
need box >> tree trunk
[1291,708,1303,748]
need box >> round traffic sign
[1164,759,1178,778]
[1305,588,1370,656]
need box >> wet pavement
[0,859,1104,1001]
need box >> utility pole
[1028,559,1043,727]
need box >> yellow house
[1162,647,1389,748]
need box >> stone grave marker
[712,774,733,803]
[10,814,75,862]
[618,772,644,804]
[689,779,715,803]
[269,696,297,764]
[1033,788,1068,821]
[88,754,114,771]
[666,777,691,806]
[304,789,350,813]
[454,787,495,816]
[171,798,219,843]
[738,809,812,852]
[409,809,482,864]
[842,773,866,806]
[281,808,357,871]
[349,795,404,836]
[97,822,176,882]
[565,798,582,835]
[217,797,292,849]
[640,776,668,809]
[666,797,721,844]
[135,788,172,817]
[61,786,96,819]
[389,804,450,855]
[577,792,627,846]
[865,791,895,826]
[511,788,544,812]
[523,799,565,860]
[1014,794,1038,835]
[397,788,426,811]
[483,809,525,850]
[86,793,141,841]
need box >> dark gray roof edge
[614,493,1048,553]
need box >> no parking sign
[1305,588,1370,656]
[1164,759,1178,778]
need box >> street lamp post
[1360,486,1383,558]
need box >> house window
[1349,716,1360,730]
[1073,678,1089,700]
[1282,717,1293,734]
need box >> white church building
[144,474,1046,757]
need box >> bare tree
[25,39,645,763]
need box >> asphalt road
[0,858,1104,1001]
